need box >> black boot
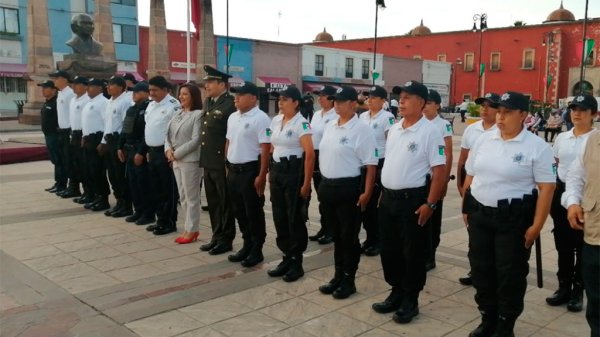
[469,310,497,337]
[45,183,58,192]
[459,272,473,286]
[318,235,333,245]
[125,212,142,223]
[90,197,110,212]
[372,287,403,313]
[60,187,81,198]
[546,281,572,306]
[319,268,343,295]
[392,295,419,324]
[567,283,583,312]
[282,256,304,282]
[309,228,325,241]
[228,241,252,262]
[84,196,101,209]
[105,199,123,216]
[491,315,516,337]
[267,255,291,277]
[241,244,264,267]
[112,201,133,217]
[332,273,357,299]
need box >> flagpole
[578,0,589,94]
[373,1,379,86]
[226,0,230,74]
[186,0,191,82]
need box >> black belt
[270,155,301,172]
[57,128,71,133]
[227,160,259,173]
[382,186,427,199]
[321,176,361,186]
[104,132,120,142]
[71,130,82,136]
[124,143,140,150]
[147,145,165,152]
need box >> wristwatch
[426,202,438,210]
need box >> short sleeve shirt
[145,95,181,147]
[69,93,90,131]
[226,106,272,164]
[319,115,379,179]
[359,109,395,158]
[429,114,453,138]
[381,117,447,189]
[461,120,497,150]
[270,112,312,162]
[466,128,556,207]
[553,128,596,181]
[81,94,108,136]
[57,86,75,129]
[311,108,337,150]
[103,93,133,142]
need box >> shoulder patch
[389,117,395,125]
[302,122,311,130]
[438,145,445,156]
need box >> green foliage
[467,102,480,117]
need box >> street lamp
[451,58,463,107]
[542,31,555,104]
[473,13,487,98]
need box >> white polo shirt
[466,128,556,207]
[311,108,337,150]
[553,128,596,182]
[319,115,378,179]
[429,114,453,139]
[69,93,90,131]
[81,94,108,136]
[57,86,75,129]
[270,112,312,162]
[144,95,180,147]
[461,119,497,150]
[226,106,271,164]
[359,109,395,158]
[381,117,446,189]
[102,93,133,143]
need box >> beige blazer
[165,109,203,162]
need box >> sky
[138,0,600,43]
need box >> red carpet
[0,146,48,165]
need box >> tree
[514,20,526,27]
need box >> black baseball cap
[203,65,232,82]
[569,94,598,113]
[72,76,88,85]
[122,73,138,84]
[132,81,150,93]
[48,70,71,81]
[427,89,441,104]
[334,86,359,101]
[498,91,529,111]
[392,80,428,101]
[108,76,127,88]
[148,75,171,89]
[37,80,57,89]
[271,85,303,102]
[314,85,337,98]
[369,85,388,99]
[87,78,105,87]
[230,81,259,97]
[475,92,500,107]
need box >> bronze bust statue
[66,14,103,56]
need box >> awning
[117,71,144,81]
[302,82,341,94]
[353,85,373,94]
[257,76,293,92]
[228,76,245,87]
[0,63,27,78]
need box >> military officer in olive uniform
[199,65,237,255]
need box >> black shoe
[241,250,264,267]
[319,270,343,295]
[267,257,291,277]
[318,235,333,245]
[200,241,217,252]
[392,300,419,324]
[54,187,67,195]
[364,245,381,257]
[60,189,81,199]
[84,197,100,209]
[228,243,251,262]
[425,259,436,272]
[469,312,498,337]
[209,243,233,255]
[136,216,155,226]
[91,200,110,212]
[146,224,158,232]
[332,273,356,299]
[112,208,133,218]
[76,195,93,204]
[459,272,473,286]
[491,316,516,337]
[546,285,571,306]
[309,229,325,241]
[201,205,209,211]
[567,284,583,312]
[153,226,177,235]
[125,212,142,223]
[282,258,304,282]
[45,183,58,192]
[105,200,123,216]
[372,287,403,313]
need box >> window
[0,7,19,34]
[345,58,354,78]
[437,54,447,62]
[490,52,501,71]
[315,55,324,76]
[585,49,595,66]
[464,53,474,71]
[0,78,26,93]
[413,55,422,60]
[111,0,136,5]
[462,94,472,102]
[362,59,370,79]
[113,24,137,44]
[522,49,535,69]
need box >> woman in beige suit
[166,83,203,244]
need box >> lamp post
[372,0,386,86]
[452,58,463,107]
[473,13,487,98]
[542,31,555,104]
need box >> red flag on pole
[191,0,200,40]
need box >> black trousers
[379,187,430,297]
[69,130,83,190]
[204,167,235,245]
[550,181,583,286]
[226,162,266,247]
[467,200,532,319]
[83,132,109,198]
[319,176,362,274]
[427,199,444,262]
[544,128,561,142]
[57,129,71,187]
[583,243,600,337]
[104,137,129,202]
[125,145,153,217]
[148,147,178,227]
[312,150,329,235]
[361,158,384,244]
[269,159,308,258]
[44,133,67,187]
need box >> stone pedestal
[147,0,170,79]
[196,0,216,80]
[57,55,117,79]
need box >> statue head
[67,13,103,56]
[71,13,95,38]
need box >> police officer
[358,85,395,256]
[308,85,338,244]
[372,81,446,324]
[225,81,271,267]
[39,80,61,193]
[81,78,110,211]
[144,76,180,235]
[547,94,597,312]
[69,76,91,203]
[423,89,453,270]
[456,92,499,285]
[49,70,75,195]
[100,76,133,218]
[317,86,378,299]
[267,85,315,282]
[463,91,556,337]
[198,65,237,255]
[118,82,155,226]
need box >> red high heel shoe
[178,232,199,244]
[174,234,186,243]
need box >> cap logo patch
[371,86,376,91]
[501,93,510,101]
[485,93,492,98]
[320,86,325,91]
[576,96,585,102]
[405,81,412,86]
[336,88,343,94]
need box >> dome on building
[410,19,431,36]
[314,28,334,42]
[545,1,575,23]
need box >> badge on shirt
[339,136,349,145]
[408,142,418,153]
[302,122,311,130]
[214,110,223,116]
[375,148,379,157]
[446,124,452,132]
[438,145,445,156]
[244,123,250,129]
[113,109,117,114]
[266,128,272,136]
[286,130,293,138]
[512,152,526,164]
[552,163,558,175]
[388,117,395,125]
[372,123,378,129]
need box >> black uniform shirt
[119,99,150,155]
[41,95,58,135]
